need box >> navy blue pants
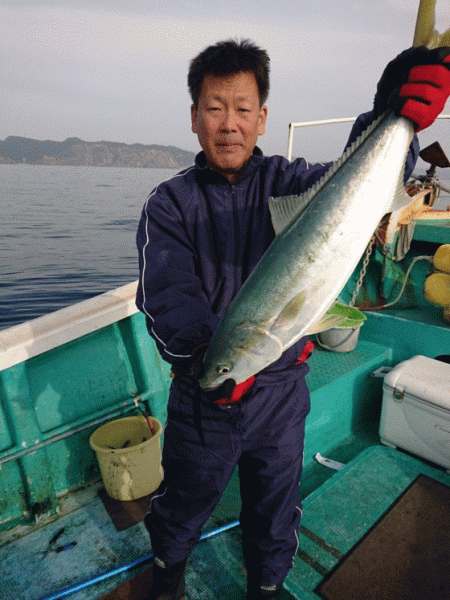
[145,373,310,589]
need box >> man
[136,40,450,599]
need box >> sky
[2,0,450,163]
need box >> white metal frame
[287,114,450,162]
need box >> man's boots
[247,582,283,599]
[144,558,187,600]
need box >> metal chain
[349,236,376,307]
[376,232,394,261]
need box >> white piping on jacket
[138,167,196,360]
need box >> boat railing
[287,114,450,162]
[0,280,139,371]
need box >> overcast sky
[2,0,450,162]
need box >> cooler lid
[383,355,450,410]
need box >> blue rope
[39,520,240,600]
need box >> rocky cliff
[0,136,196,168]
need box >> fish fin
[413,0,450,49]
[269,116,383,236]
[305,313,348,335]
[414,0,439,48]
[324,301,367,328]
[439,29,450,47]
[386,170,413,214]
[305,302,367,335]
[271,291,306,331]
[269,193,314,236]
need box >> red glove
[295,340,314,365]
[375,47,450,131]
[200,375,255,405]
[214,376,255,406]
[398,53,450,131]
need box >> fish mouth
[199,376,236,395]
[198,379,218,392]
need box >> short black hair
[188,39,270,108]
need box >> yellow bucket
[90,415,163,501]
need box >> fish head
[199,323,283,391]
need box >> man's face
[191,71,267,184]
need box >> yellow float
[432,244,450,274]
[424,272,450,307]
[424,245,450,323]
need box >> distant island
[0,136,196,169]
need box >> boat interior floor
[2,440,450,600]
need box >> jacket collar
[195,147,265,185]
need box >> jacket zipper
[230,184,241,287]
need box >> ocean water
[1,163,450,332]
[0,164,179,330]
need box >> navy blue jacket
[136,112,419,380]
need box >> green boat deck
[2,323,449,600]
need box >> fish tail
[414,0,450,49]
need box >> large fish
[199,0,450,391]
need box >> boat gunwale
[0,280,139,372]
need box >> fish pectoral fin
[271,291,307,331]
[271,297,367,335]
[305,302,367,335]
[305,313,347,335]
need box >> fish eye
[217,365,231,375]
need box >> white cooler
[379,355,450,471]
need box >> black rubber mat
[317,474,450,600]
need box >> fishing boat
[2,119,450,600]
